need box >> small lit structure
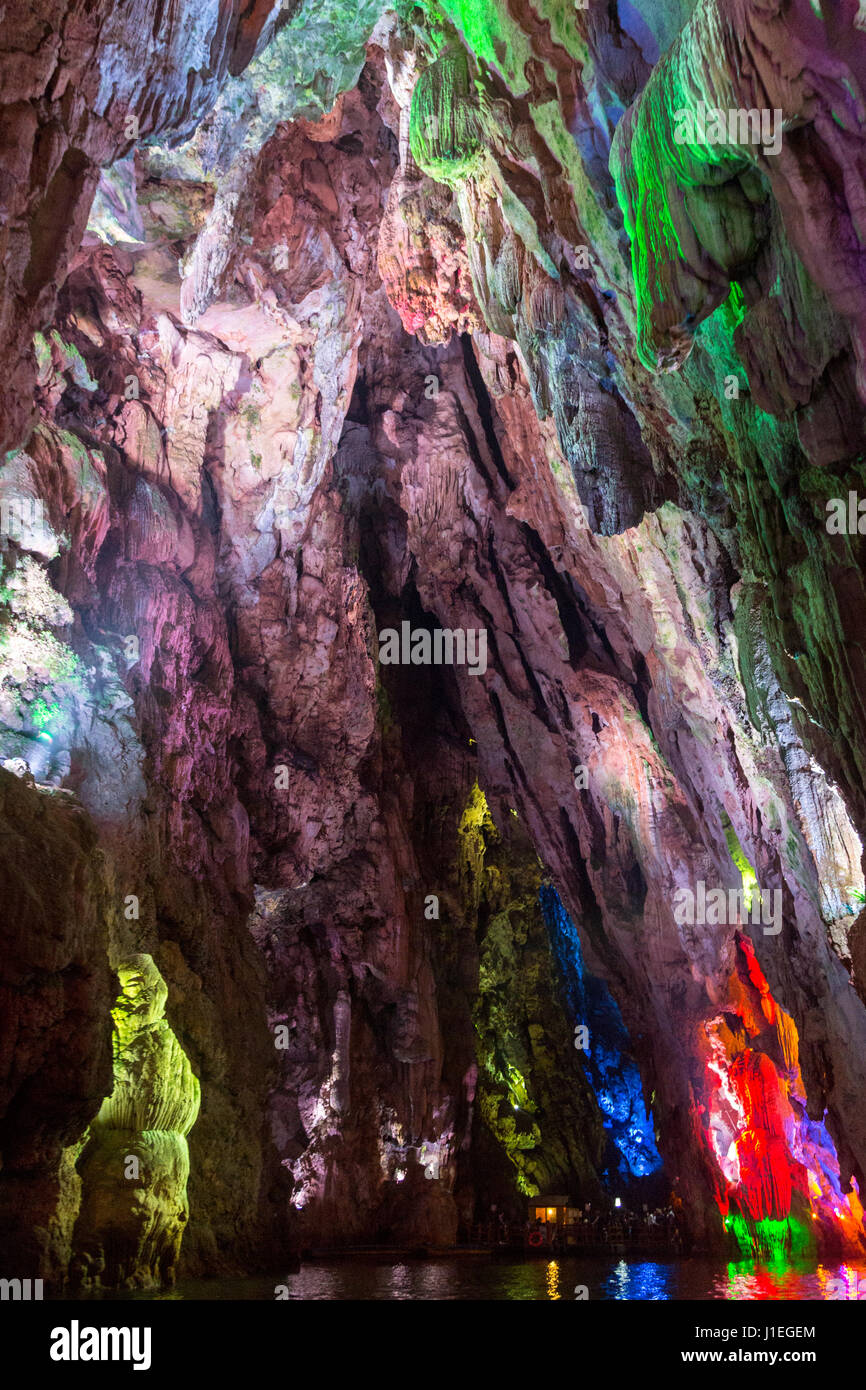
[527,1195,580,1247]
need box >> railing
[467,1221,684,1253]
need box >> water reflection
[70,1255,866,1301]
[719,1260,866,1301]
[606,1258,673,1300]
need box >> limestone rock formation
[2,0,866,1288]
[71,955,200,1288]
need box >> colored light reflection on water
[722,1262,824,1300]
[71,1257,866,1301]
[606,1258,673,1300]
[719,1259,866,1300]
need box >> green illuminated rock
[459,786,606,1202]
[409,45,489,186]
[72,955,200,1288]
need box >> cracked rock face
[3,1,866,1286]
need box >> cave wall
[2,0,866,1282]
